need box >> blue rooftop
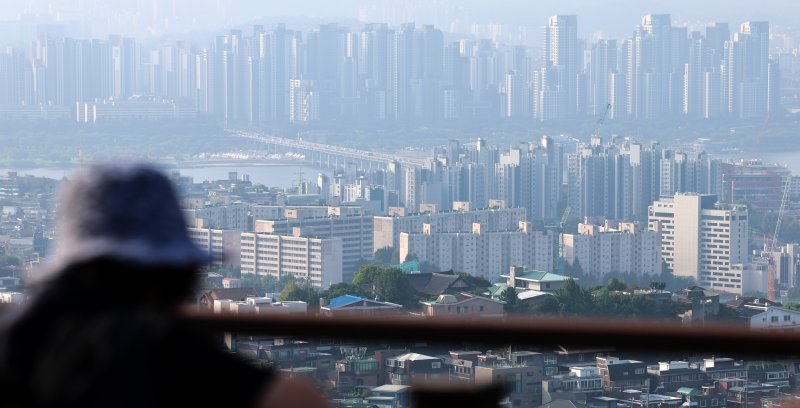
[327,294,364,309]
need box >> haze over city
[2,1,800,407]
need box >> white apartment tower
[562,220,661,278]
[648,194,748,293]
[240,231,343,288]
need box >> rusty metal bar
[180,312,799,357]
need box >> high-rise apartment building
[254,209,372,283]
[562,220,661,278]
[373,205,527,252]
[240,231,343,288]
[543,15,579,119]
[648,194,748,293]
[399,222,554,283]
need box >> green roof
[393,259,420,273]
[677,387,699,396]
[501,270,572,283]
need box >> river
[0,163,328,188]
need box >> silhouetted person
[0,163,327,408]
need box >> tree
[322,282,369,300]
[553,279,593,315]
[650,282,667,292]
[419,261,440,273]
[499,286,519,313]
[279,281,320,307]
[372,268,418,308]
[352,264,384,287]
[605,277,627,292]
[374,247,399,266]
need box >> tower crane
[767,174,792,301]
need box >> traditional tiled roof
[406,272,474,297]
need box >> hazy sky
[2,0,799,41]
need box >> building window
[772,316,779,323]
[785,315,792,322]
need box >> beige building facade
[648,193,748,293]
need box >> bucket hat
[50,162,211,274]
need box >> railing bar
[181,313,800,357]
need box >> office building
[648,194,748,293]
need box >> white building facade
[562,220,661,277]
[399,221,553,282]
[649,193,748,293]
[240,232,343,288]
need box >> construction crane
[767,174,792,301]
[590,103,612,142]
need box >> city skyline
[0,12,789,126]
[2,0,799,45]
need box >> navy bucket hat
[49,162,211,275]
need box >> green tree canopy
[321,282,370,300]
[499,286,519,313]
[374,247,399,266]
[279,280,320,307]
[372,267,418,308]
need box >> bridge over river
[229,131,425,171]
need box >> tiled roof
[406,272,472,296]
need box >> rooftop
[502,270,573,283]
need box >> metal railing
[182,312,800,358]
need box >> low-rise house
[701,357,749,381]
[367,384,411,408]
[332,358,379,390]
[405,271,478,297]
[320,295,403,317]
[676,386,727,408]
[596,356,650,395]
[721,380,780,408]
[420,293,504,317]
[198,287,258,310]
[620,390,683,408]
[749,306,800,332]
[647,361,704,393]
[386,353,447,385]
[675,286,722,325]
[544,346,614,376]
[213,296,308,315]
[502,266,572,293]
[544,366,604,400]
[748,362,791,392]
[474,360,545,407]
[445,351,482,384]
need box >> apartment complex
[649,194,748,293]
[183,203,250,230]
[562,219,661,277]
[240,231,343,288]
[374,206,527,252]
[254,208,372,282]
[399,222,553,282]
[187,227,242,266]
